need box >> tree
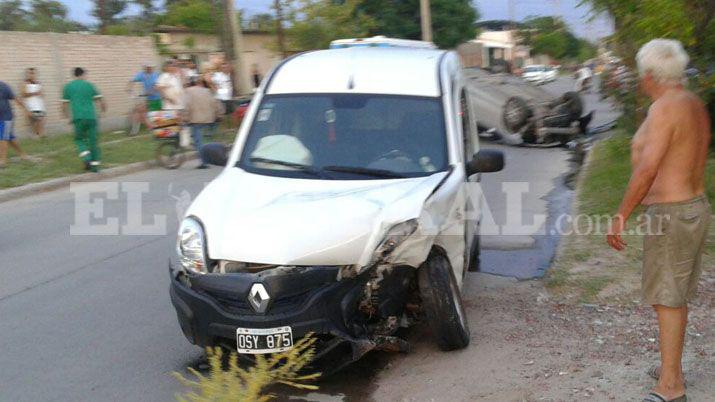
[29,0,85,32]
[0,0,30,31]
[359,0,478,48]
[133,0,155,19]
[285,0,479,50]
[93,0,128,33]
[159,0,222,34]
[247,13,275,31]
[517,16,599,62]
[285,0,376,50]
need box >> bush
[173,334,320,401]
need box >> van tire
[418,250,471,351]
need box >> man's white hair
[636,39,689,84]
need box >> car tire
[418,250,471,351]
[502,96,530,134]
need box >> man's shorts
[147,99,162,112]
[29,110,46,121]
[642,195,711,307]
[0,120,15,141]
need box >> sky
[60,0,614,40]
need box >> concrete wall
[0,31,160,138]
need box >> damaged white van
[169,47,504,371]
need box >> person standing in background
[184,77,223,169]
[251,64,262,90]
[128,63,162,112]
[0,80,31,168]
[21,68,46,138]
[62,67,106,172]
[156,60,185,112]
[212,62,234,116]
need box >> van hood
[186,168,449,266]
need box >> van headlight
[177,217,208,274]
[370,219,419,264]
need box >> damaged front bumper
[169,262,415,370]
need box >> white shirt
[157,72,184,110]
[212,72,233,101]
[24,83,45,112]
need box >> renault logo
[247,283,270,313]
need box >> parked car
[169,47,504,372]
[521,65,557,85]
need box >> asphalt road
[0,76,603,401]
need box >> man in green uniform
[62,67,106,172]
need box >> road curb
[0,152,197,204]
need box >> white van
[170,47,504,371]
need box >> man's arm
[91,84,106,114]
[61,101,69,119]
[607,103,673,250]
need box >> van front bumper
[169,263,384,367]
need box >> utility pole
[274,0,287,58]
[98,0,106,34]
[222,0,252,96]
[420,0,432,42]
[508,0,516,29]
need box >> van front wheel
[418,250,471,351]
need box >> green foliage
[0,0,29,30]
[284,0,479,50]
[92,0,128,32]
[285,0,376,51]
[174,335,320,402]
[247,13,275,31]
[0,0,85,32]
[360,0,478,49]
[160,0,221,34]
[581,0,715,132]
[519,16,593,61]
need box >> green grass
[578,133,632,216]
[575,276,613,303]
[1,128,235,190]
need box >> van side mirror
[466,149,504,176]
[200,143,228,166]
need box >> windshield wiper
[322,165,407,178]
[249,157,328,178]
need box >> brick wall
[0,31,160,138]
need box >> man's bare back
[631,88,711,205]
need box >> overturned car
[169,47,504,371]
[501,91,594,145]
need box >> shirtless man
[607,39,711,402]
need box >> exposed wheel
[558,91,583,121]
[502,96,531,134]
[156,142,185,169]
[418,250,471,351]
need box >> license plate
[236,326,293,354]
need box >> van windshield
[237,94,448,180]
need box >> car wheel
[418,250,471,351]
[502,96,530,134]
